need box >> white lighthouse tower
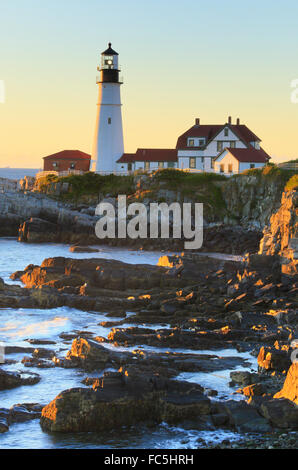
[92,43,124,173]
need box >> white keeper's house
[117,116,270,175]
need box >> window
[217,141,223,152]
[250,163,255,169]
[189,157,196,169]
[211,158,215,169]
[52,162,58,168]
[108,118,112,124]
[220,164,225,173]
[224,128,229,137]
[230,141,236,148]
[158,162,164,169]
[128,163,132,171]
[188,139,195,147]
[168,162,175,168]
[144,161,150,171]
[70,162,75,169]
[198,139,205,147]
[228,163,233,173]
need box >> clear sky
[1,0,298,168]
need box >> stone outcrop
[0,191,98,243]
[259,190,298,274]
[274,363,298,404]
[40,369,211,432]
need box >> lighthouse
[92,43,124,173]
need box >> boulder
[260,398,298,429]
[258,346,291,372]
[40,370,211,433]
[274,363,298,404]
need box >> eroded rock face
[40,370,211,433]
[274,363,298,404]
[259,190,298,274]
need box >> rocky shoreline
[0,246,296,443]
[0,180,296,448]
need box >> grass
[54,172,135,200]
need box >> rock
[9,403,42,423]
[19,217,59,243]
[240,383,265,397]
[274,363,298,404]
[230,371,258,386]
[40,370,211,433]
[0,369,40,390]
[223,400,271,432]
[69,246,100,253]
[260,398,298,429]
[65,338,112,370]
[258,346,291,372]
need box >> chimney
[228,116,232,124]
[195,118,200,126]
[236,118,240,125]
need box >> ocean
[0,168,40,180]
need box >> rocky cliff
[259,190,297,273]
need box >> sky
[1,0,298,168]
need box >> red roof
[117,149,177,163]
[117,153,136,163]
[219,148,270,163]
[43,150,91,160]
[176,123,261,150]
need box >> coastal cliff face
[259,190,298,273]
[0,191,97,244]
[0,170,296,256]
[220,174,290,230]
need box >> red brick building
[43,150,91,173]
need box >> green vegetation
[43,172,135,200]
[151,170,227,216]
[285,174,298,191]
[238,163,297,189]
[153,168,227,187]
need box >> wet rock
[69,246,100,253]
[0,369,40,390]
[9,403,42,423]
[40,369,211,433]
[26,339,57,345]
[0,409,9,433]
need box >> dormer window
[198,139,205,147]
[188,139,195,147]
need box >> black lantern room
[98,43,121,83]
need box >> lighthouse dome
[102,43,119,56]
